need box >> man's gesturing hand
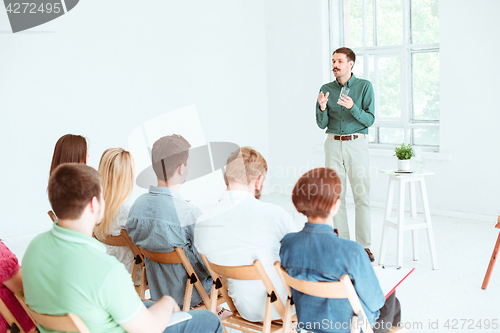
[338,95,354,109]
[318,91,329,111]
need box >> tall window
[334,0,439,149]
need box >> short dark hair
[292,168,342,219]
[48,163,102,220]
[151,135,191,182]
[50,134,88,176]
[333,47,356,70]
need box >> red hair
[292,168,342,218]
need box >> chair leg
[263,297,273,333]
[350,314,360,333]
[183,283,193,311]
[482,232,500,289]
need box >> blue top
[280,223,385,333]
[126,186,212,307]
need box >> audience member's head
[50,134,88,176]
[151,134,191,186]
[224,147,267,199]
[292,167,342,219]
[48,163,103,224]
[94,148,135,240]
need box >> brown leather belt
[329,133,366,141]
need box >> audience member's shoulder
[257,199,291,217]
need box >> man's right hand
[318,91,329,111]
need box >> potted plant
[394,143,414,171]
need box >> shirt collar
[50,223,106,253]
[303,222,337,234]
[149,185,183,199]
[335,73,357,87]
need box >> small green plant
[394,143,414,160]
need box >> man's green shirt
[22,223,143,333]
[316,74,375,135]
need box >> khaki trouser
[325,136,371,247]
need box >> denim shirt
[280,223,385,333]
[125,186,212,307]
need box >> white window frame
[329,0,440,151]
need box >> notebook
[373,265,414,299]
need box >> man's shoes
[388,325,407,332]
[365,248,375,262]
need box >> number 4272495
[5,2,61,14]
[444,319,498,330]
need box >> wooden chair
[15,291,90,333]
[482,216,500,289]
[47,211,57,222]
[94,229,148,299]
[0,298,26,333]
[139,247,224,311]
[274,262,374,333]
[201,255,294,333]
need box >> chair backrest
[47,210,57,222]
[15,291,91,333]
[140,247,210,310]
[95,232,129,247]
[201,255,286,319]
[0,297,26,333]
[274,262,374,333]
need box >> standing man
[316,47,376,261]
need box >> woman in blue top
[279,167,405,333]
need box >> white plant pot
[398,159,411,172]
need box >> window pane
[379,127,404,144]
[376,0,403,46]
[412,52,439,120]
[368,127,377,143]
[411,0,439,44]
[413,128,439,146]
[352,54,364,79]
[370,54,401,119]
[347,0,363,48]
[346,0,373,48]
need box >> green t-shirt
[22,223,143,333]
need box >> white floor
[4,195,500,333]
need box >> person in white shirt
[194,147,298,322]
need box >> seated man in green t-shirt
[22,163,222,333]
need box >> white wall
[2,0,500,237]
[264,0,326,196]
[264,0,500,218]
[0,0,269,237]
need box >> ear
[89,196,100,213]
[177,163,185,176]
[330,198,341,217]
[349,60,354,70]
[254,175,264,191]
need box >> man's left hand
[338,96,354,109]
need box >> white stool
[378,170,438,270]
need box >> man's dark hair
[151,134,191,183]
[333,47,356,70]
[48,163,102,220]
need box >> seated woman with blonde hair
[94,148,138,281]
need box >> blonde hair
[224,147,267,199]
[94,148,135,240]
